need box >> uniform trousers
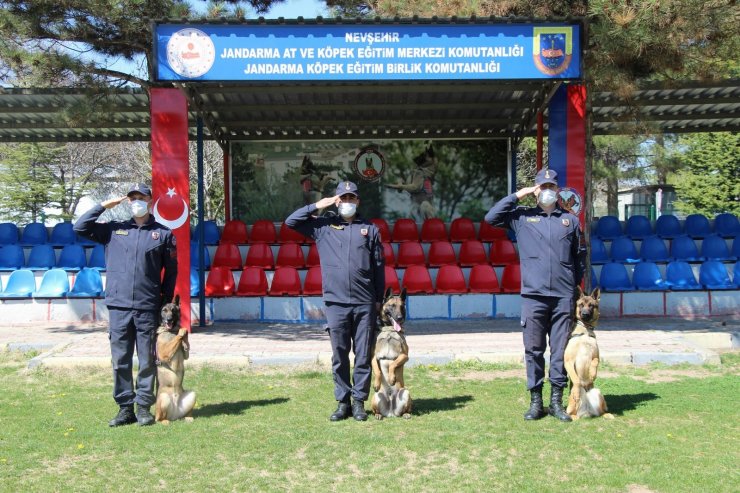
[324,302,376,403]
[108,307,158,407]
[520,294,573,391]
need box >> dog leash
[569,320,596,339]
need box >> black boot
[136,404,155,426]
[329,401,351,422]
[548,386,572,422]
[108,405,136,427]
[351,400,368,421]
[523,388,547,420]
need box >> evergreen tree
[0,143,58,223]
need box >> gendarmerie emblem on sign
[353,145,386,182]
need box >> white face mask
[338,202,357,218]
[130,199,149,217]
[538,189,558,207]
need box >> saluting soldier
[286,181,385,422]
[74,183,178,427]
[484,169,586,422]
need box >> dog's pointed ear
[174,294,180,307]
[591,287,601,301]
[400,287,407,303]
[384,287,392,301]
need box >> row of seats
[592,235,739,264]
[594,260,739,291]
[0,244,105,271]
[0,222,96,247]
[0,267,103,298]
[594,213,740,240]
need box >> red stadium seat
[435,264,468,293]
[489,239,519,265]
[306,243,321,267]
[302,265,323,295]
[396,241,426,267]
[468,264,501,293]
[458,240,488,267]
[278,222,307,243]
[401,264,434,294]
[249,220,277,244]
[384,265,401,294]
[479,221,508,242]
[235,266,268,296]
[221,220,248,244]
[370,218,391,242]
[420,218,447,242]
[211,242,243,270]
[269,266,302,295]
[276,243,306,268]
[391,218,419,242]
[204,266,235,297]
[428,241,457,267]
[449,217,476,242]
[245,243,274,269]
[500,263,521,293]
[382,242,396,267]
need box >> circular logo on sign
[166,28,216,78]
[353,145,386,182]
[557,187,582,215]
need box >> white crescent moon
[152,197,190,230]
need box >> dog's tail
[582,387,613,419]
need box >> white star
[166,187,177,198]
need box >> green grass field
[1,352,738,493]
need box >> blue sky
[190,0,328,18]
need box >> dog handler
[484,169,586,422]
[286,181,385,422]
[74,183,177,427]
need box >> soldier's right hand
[315,196,338,210]
[101,195,128,209]
[515,186,539,200]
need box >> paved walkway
[2,316,738,369]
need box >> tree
[0,143,58,223]
[671,132,740,216]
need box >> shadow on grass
[412,395,474,415]
[196,397,290,418]
[605,392,659,416]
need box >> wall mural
[230,140,508,224]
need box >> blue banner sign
[155,23,581,82]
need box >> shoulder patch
[562,218,570,227]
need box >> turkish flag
[151,88,192,329]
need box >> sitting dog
[564,287,613,419]
[155,295,196,424]
[371,287,412,419]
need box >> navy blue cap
[335,180,358,196]
[534,169,558,186]
[127,183,152,197]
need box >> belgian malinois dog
[371,287,412,419]
[564,287,612,419]
[155,295,196,424]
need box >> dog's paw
[159,419,171,425]
[388,375,397,386]
[602,413,615,420]
[374,414,383,420]
[184,416,194,423]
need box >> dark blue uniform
[485,193,586,390]
[286,203,385,403]
[74,204,178,408]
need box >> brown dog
[155,295,196,424]
[564,287,612,419]
[371,287,412,419]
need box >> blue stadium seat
[632,261,670,291]
[87,244,106,270]
[713,213,740,238]
[733,237,740,260]
[0,269,36,297]
[191,241,212,270]
[640,236,670,263]
[684,214,711,239]
[733,261,740,288]
[594,215,623,240]
[0,223,19,244]
[599,262,635,292]
[25,244,56,270]
[609,236,640,263]
[669,235,703,262]
[68,268,103,297]
[665,261,702,290]
[590,267,599,290]
[20,222,48,246]
[75,233,97,246]
[590,238,609,265]
[655,215,682,239]
[49,222,76,247]
[625,215,653,239]
[192,220,221,245]
[0,244,26,271]
[56,244,87,271]
[700,234,734,261]
[190,269,200,297]
[699,260,735,290]
[33,268,69,297]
